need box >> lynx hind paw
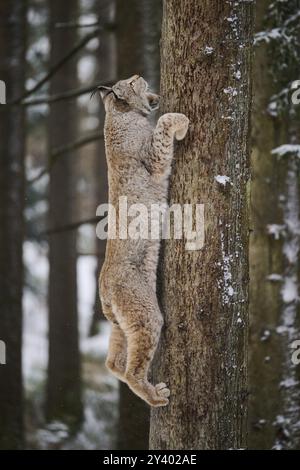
[174,114,189,141]
[155,382,170,398]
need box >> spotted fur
[98,75,189,406]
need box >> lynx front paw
[166,113,189,141]
[175,114,190,140]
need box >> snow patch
[267,224,285,240]
[272,144,300,159]
[281,276,298,304]
[218,230,235,304]
[77,56,97,83]
[215,175,231,187]
[266,273,283,282]
[224,87,238,96]
[280,378,299,389]
[254,28,282,45]
[204,46,214,55]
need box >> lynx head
[95,75,160,116]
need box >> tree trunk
[150,0,254,450]
[0,0,27,450]
[46,0,83,427]
[115,0,161,450]
[248,0,285,449]
[249,0,300,449]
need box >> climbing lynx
[98,75,189,406]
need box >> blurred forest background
[0,0,300,450]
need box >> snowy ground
[23,241,118,450]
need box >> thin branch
[54,21,116,30]
[28,131,104,185]
[43,215,104,236]
[21,80,113,107]
[8,27,100,105]
[51,130,104,159]
[55,21,100,29]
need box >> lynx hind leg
[100,298,127,381]
[112,281,170,407]
[106,324,127,383]
[125,324,170,407]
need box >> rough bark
[115,0,162,450]
[150,0,254,450]
[46,0,83,426]
[0,0,27,450]
[249,0,300,449]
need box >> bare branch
[21,80,114,107]
[28,131,104,185]
[8,28,100,105]
[55,21,100,29]
[51,130,104,159]
[54,21,116,30]
[43,215,104,236]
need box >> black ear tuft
[90,85,112,101]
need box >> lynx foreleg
[147,113,189,177]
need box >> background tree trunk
[249,0,300,449]
[248,0,285,449]
[0,0,27,450]
[46,0,83,427]
[115,0,161,450]
[89,0,116,337]
[150,0,254,450]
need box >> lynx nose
[147,92,160,110]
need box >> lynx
[97,75,189,406]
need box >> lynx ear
[97,86,113,101]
